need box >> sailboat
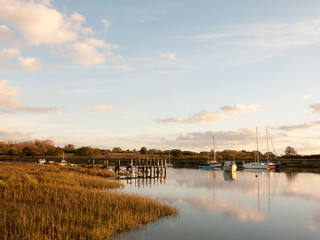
[59,152,68,166]
[199,136,221,169]
[166,150,173,167]
[243,127,275,170]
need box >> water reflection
[223,170,237,181]
[113,168,320,240]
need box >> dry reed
[0,162,177,240]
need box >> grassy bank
[0,162,177,240]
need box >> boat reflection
[223,171,237,181]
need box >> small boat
[243,161,272,169]
[199,160,222,170]
[243,128,276,170]
[166,162,173,167]
[223,160,237,172]
[38,158,46,164]
[59,152,68,166]
[199,136,222,170]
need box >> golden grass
[0,162,177,240]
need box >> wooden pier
[109,158,167,179]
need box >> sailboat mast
[266,128,270,160]
[256,127,259,163]
[213,135,216,161]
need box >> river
[112,167,320,240]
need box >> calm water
[112,168,320,240]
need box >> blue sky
[1,0,320,155]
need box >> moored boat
[223,160,237,172]
[243,127,276,170]
[38,158,46,164]
[199,135,222,170]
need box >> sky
[1,0,320,155]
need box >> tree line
[0,139,305,159]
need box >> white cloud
[71,42,106,66]
[278,120,320,131]
[84,38,108,49]
[0,0,78,45]
[220,104,263,114]
[0,128,33,140]
[0,24,16,46]
[90,103,113,111]
[159,52,177,61]
[302,94,312,100]
[157,110,229,124]
[0,0,118,66]
[159,70,173,75]
[81,27,95,35]
[157,104,263,124]
[17,56,43,70]
[192,19,320,50]
[102,19,111,29]
[0,79,58,113]
[118,65,136,72]
[0,48,20,60]
[310,103,320,113]
[175,129,255,146]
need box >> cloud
[71,42,106,66]
[158,70,173,75]
[185,197,264,222]
[17,56,43,70]
[173,129,256,148]
[0,25,16,46]
[0,48,20,60]
[0,0,78,45]
[220,104,263,114]
[157,110,229,124]
[118,65,136,72]
[0,0,118,66]
[191,19,320,50]
[157,104,263,124]
[278,120,320,131]
[301,94,312,100]
[90,103,113,111]
[102,19,111,29]
[0,79,58,113]
[0,128,33,140]
[310,103,320,113]
[159,52,177,61]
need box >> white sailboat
[243,127,275,170]
[199,136,221,169]
[59,152,67,166]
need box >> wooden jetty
[108,158,167,180]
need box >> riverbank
[0,162,177,240]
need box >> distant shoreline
[1,155,320,169]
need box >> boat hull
[223,165,237,172]
[223,161,237,172]
[243,162,275,169]
[199,165,213,170]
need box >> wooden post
[92,159,95,166]
[146,158,149,178]
[164,159,167,178]
[160,159,164,177]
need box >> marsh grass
[0,162,177,240]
